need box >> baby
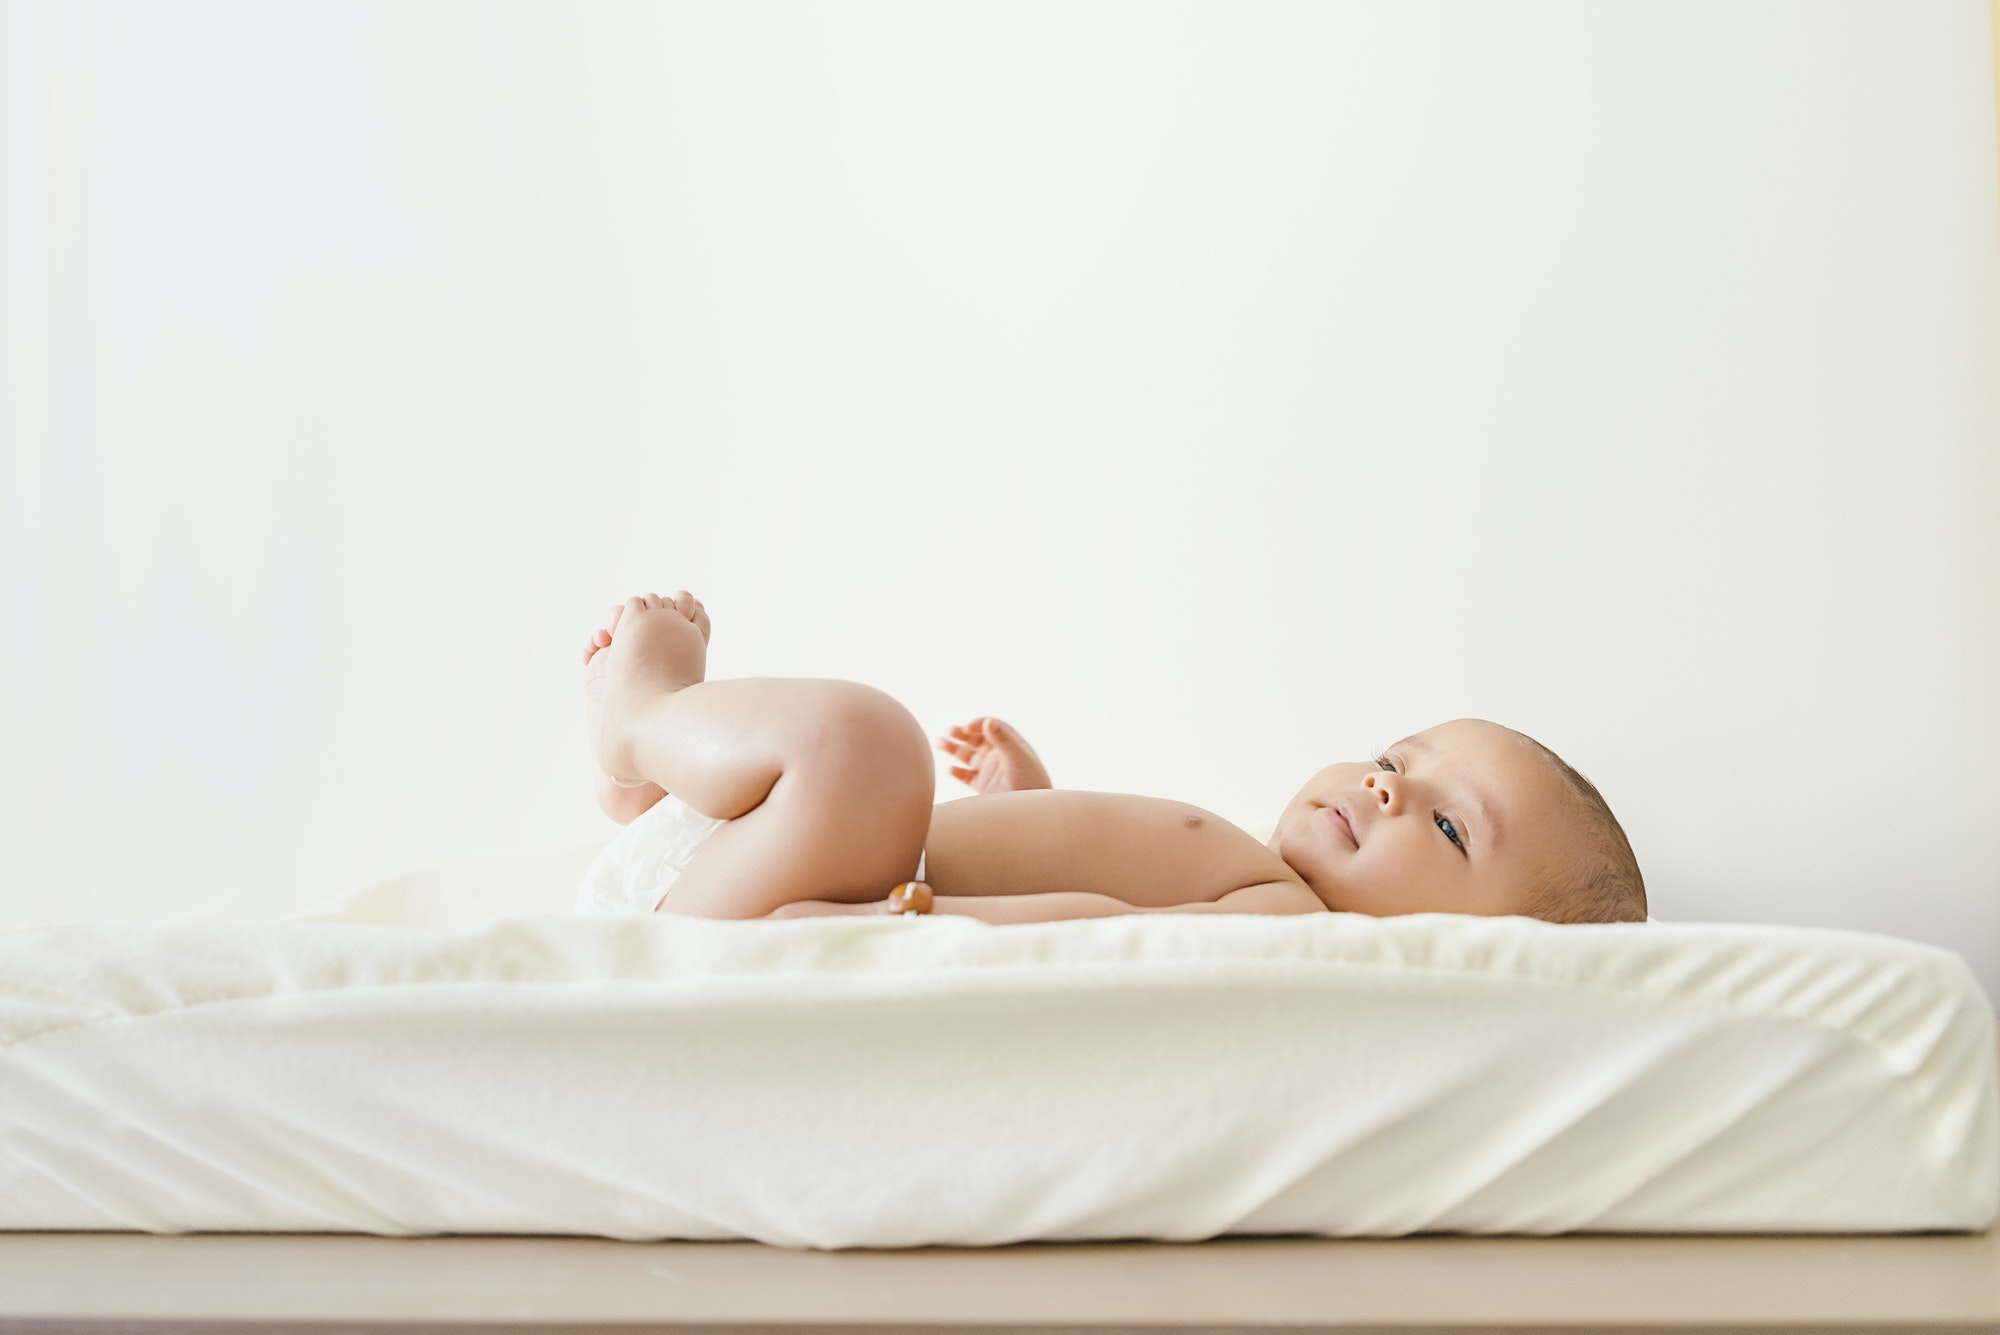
[579,591,1647,925]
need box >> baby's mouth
[1319,803,1356,845]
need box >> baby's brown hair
[1511,732,1647,924]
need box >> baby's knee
[798,682,933,798]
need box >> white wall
[4,0,1997,1004]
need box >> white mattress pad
[1,846,1993,1248]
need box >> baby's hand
[937,717,1053,794]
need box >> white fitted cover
[0,845,1993,1247]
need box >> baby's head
[1268,718,1645,924]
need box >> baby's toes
[667,590,712,641]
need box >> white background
[4,0,1996,1005]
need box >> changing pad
[0,845,1992,1248]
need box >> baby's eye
[1437,815,1465,852]
[1377,753,1464,853]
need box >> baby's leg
[583,601,676,824]
[595,595,933,919]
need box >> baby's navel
[1184,814,1203,830]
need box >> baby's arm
[923,789,1319,913]
[928,882,1322,922]
[765,882,1320,921]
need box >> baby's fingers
[946,719,995,749]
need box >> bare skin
[938,717,1052,795]
[581,596,696,826]
[584,592,1582,923]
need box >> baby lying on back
[577,591,1646,925]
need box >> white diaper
[575,793,728,915]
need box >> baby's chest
[1103,807,1303,907]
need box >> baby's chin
[1270,816,1327,869]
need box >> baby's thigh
[660,703,934,918]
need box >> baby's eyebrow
[1398,736,1501,855]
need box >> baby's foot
[584,590,711,791]
[937,717,1053,793]
[584,609,666,823]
